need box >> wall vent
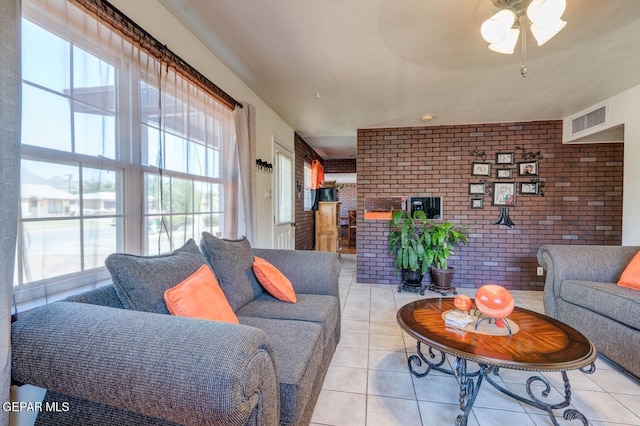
[571,105,607,136]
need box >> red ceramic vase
[475,284,514,318]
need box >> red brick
[355,120,623,290]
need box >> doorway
[324,172,357,254]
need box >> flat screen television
[410,197,442,219]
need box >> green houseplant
[389,210,470,293]
[388,210,430,287]
[423,221,469,292]
[423,221,468,270]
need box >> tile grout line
[332,257,640,426]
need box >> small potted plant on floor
[388,210,430,292]
[423,221,469,294]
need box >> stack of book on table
[444,311,474,329]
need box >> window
[303,161,312,210]
[275,150,293,225]
[18,11,123,296]
[15,0,238,309]
[139,69,234,254]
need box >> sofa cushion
[164,264,238,323]
[618,251,640,290]
[253,256,297,303]
[64,285,125,309]
[105,239,206,313]
[239,316,324,425]
[200,232,264,311]
[35,390,182,426]
[560,279,640,330]
[236,293,339,348]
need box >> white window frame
[15,2,237,310]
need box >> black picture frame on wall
[496,152,514,164]
[520,181,539,195]
[493,182,516,206]
[470,198,484,209]
[518,161,539,176]
[471,162,491,176]
[496,169,512,179]
[469,182,486,195]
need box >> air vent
[571,105,607,136]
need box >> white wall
[109,0,295,249]
[563,84,640,245]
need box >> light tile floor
[311,254,640,426]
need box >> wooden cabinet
[316,202,341,254]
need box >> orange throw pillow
[618,251,640,290]
[253,256,297,303]
[164,264,239,323]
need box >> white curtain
[141,52,238,248]
[234,102,257,244]
[0,0,22,422]
[17,0,241,278]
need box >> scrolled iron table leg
[454,358,486,426]
[407,341,453,378]
[483,363,596,426]
[407,344,485,425]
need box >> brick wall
[338,184,357,219]
[357,121,624,290]
[294,133,324,250]
[325,159,356,173]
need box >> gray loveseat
[537,244,640,379]
[11,234,341,425]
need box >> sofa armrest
[11,302,279,426]
[537,245,640,318]
[253,249,340,298]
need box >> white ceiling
[159,0,640,159]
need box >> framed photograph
[496,168,512,179]
[496,152,514,164]
[470,198,484,209]
[471,162,491,176]
[520,181,539,195]
[518,161,539,176]
[493,182,516,206]
[469,182,486,195]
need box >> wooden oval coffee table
[397,298,597,426]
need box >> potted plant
[388,210,430,291]
[423,221,469,293]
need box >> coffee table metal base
[408,341,595,426]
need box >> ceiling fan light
[488,28,520,54]
[481,9,516,44]
[531,19,566,45]
[527,0,566,28]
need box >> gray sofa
[11,234,341,426]
[537,244,640,379]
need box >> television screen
[410,197,442,219]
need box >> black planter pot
[402,269,424,285]
[399,268,426,295]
